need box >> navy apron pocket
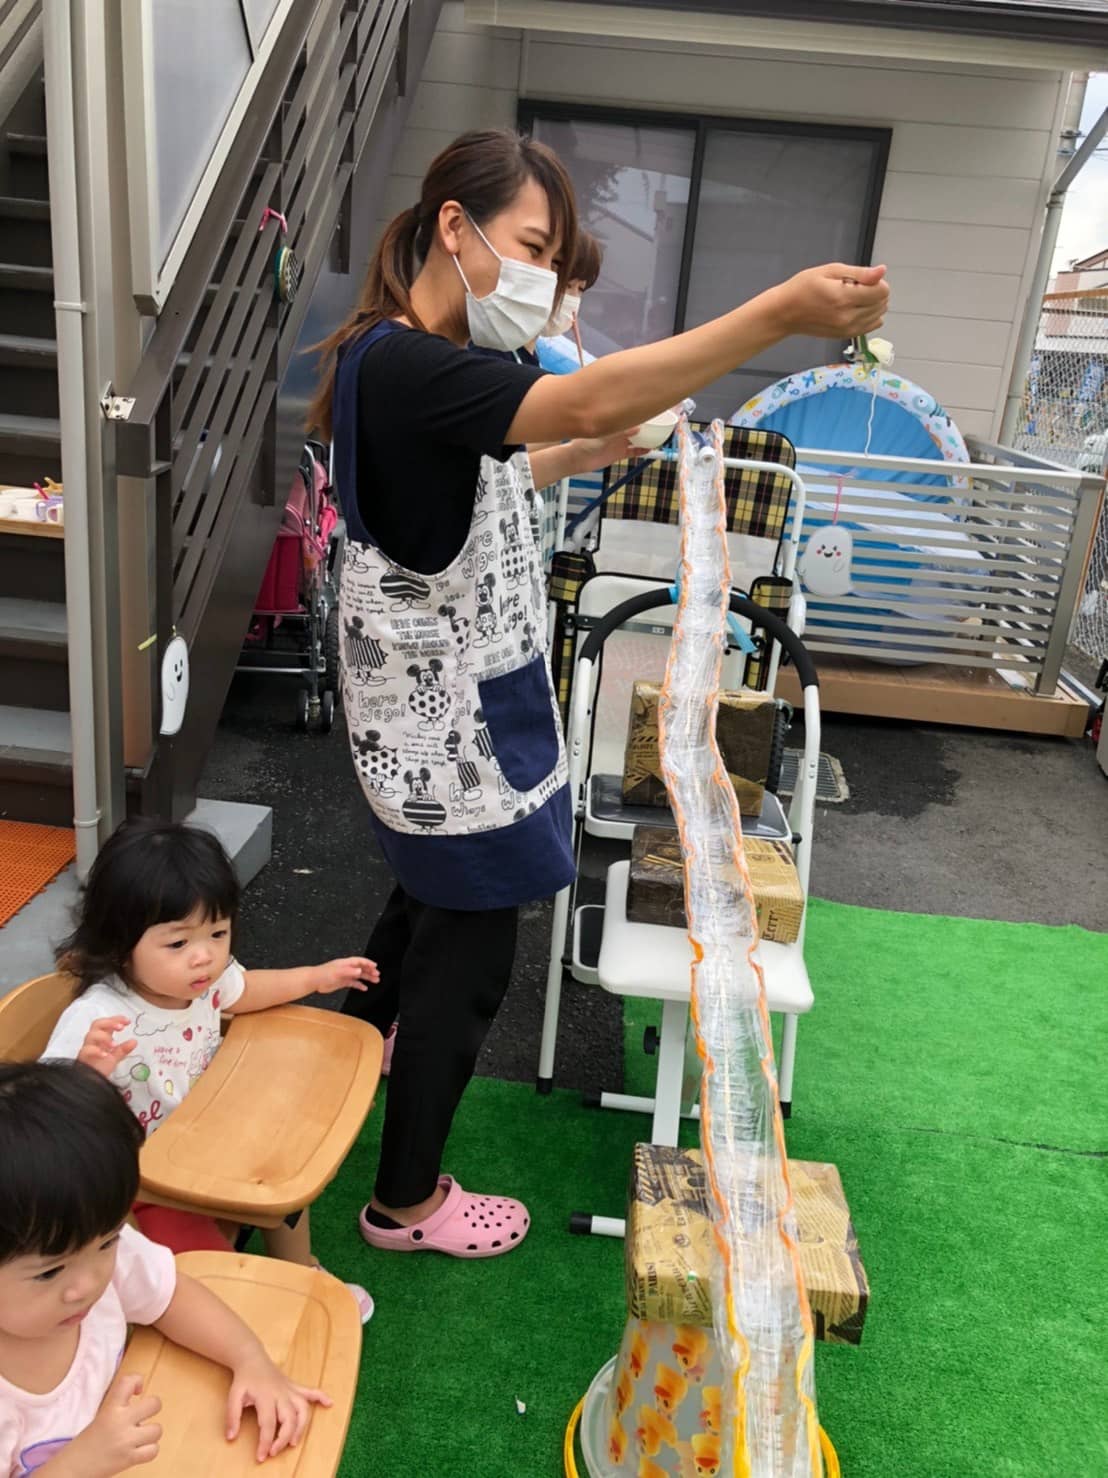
[477,656,559,794]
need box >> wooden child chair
[0,972,384,1228]
[124,1251,361,1476]
[0,974,380,1476]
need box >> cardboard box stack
[601,1144,869,1476]
[622,680,777,816]
[626,824,804,944]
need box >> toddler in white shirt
[43,818,379,1320]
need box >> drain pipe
[42,0,101,878]
[1000,74,1108,444]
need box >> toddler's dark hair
[58,817,240,993]
[569,229,603,291]
[0,1060,144,1264]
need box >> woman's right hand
[771,264,889,341]
[507,262,890,447]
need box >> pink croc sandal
[358,1176,530,1259]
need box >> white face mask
[453,215,557,352]
[543,291,581,340]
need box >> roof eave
[550,1,1108,49]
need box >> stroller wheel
[324,605,341,695]
[320,689,335,734]
[295,688,310,731]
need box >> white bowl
[630,409,679,450]
[0,493,44,520]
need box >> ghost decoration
[159,634,190,736]
[800,524,854,598]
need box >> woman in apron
[310,128,888,1260]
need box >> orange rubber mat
[0,821,76,927]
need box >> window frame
[122,0,299,313]
[518,98,891,347]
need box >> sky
[1052,71,1108,275]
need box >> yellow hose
[820,1425,842,1477]
[562,1399,840,1477]
[563,1398,584,1477]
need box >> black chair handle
[578,590,818,691]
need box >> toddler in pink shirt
[0,1061,331,1477]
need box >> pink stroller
[241,440,344,732]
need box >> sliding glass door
[523,104,889,420]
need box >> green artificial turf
[308,900,1108,1478]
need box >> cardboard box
[626,825,804,945]
[600,1144,869,1476]
[624,1143,869,1345]
[622,680,775,815]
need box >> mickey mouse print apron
[332,321,575,910]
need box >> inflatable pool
[733,364,984,662]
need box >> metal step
[0,409,61,483]
[6,133,47,156]
[0,263,55,338]
[0,596,66,652]
[0,333,58,419]
[0,333,55,363]
[0,703,73,825]
[0,703,71,754]
[0,598,68,710]
[0,196,51,265]
[0,523,65,603]
[5,133,49,200]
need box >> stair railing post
[43,0,102,877]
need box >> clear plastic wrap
[657,419,822,1476]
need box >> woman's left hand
[225,1352,332,1461]
[309,957,379,993]
[569,428,640,475]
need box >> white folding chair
[538,591,822,1237]
[538,575,815,1077]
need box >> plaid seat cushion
[745,574,794,692]
[547,549,595,721]
[600,422,796,541]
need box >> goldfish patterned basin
[580,1318,726,1478]
[579,1357,616,1477]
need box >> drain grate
[777,749,850,803]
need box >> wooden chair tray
[124,1251,361,1476]
[139,1005,382,1222]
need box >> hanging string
[863,364,879,457]
[831,476,845,525]
[572,315,585,369]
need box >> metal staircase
[0,55,69,822]
[0,0,439,831]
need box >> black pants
[342,883,518,1208]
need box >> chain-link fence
[1012,289,1108,668]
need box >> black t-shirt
[355,323,546,573]
[472,344,541,368]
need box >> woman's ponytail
[377,206,428,328]
[307,204,426,439]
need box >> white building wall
[373,1,1069,439]
[373,5,524,228]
